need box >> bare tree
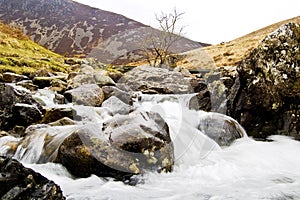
[144,8,184,67]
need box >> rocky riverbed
[0,22,299,199]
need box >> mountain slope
[0,22,71,75]
[178,15,300,69]
[0,0,207,64]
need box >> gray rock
[228,23,300,139]
[198,112,246,146]
[0,156,65,200]
[101,96,132,115]
[0,83,43,131]
[64,84,105,106]
[67,65,115,89]
[117,65,194,94]
[102,86,133,105]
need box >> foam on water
[28,136,300,200]
[4,93,300,199]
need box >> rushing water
[3,91,300,200]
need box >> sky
[73,0,299,44]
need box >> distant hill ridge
[178,16,300,69]
[0,0,207,64]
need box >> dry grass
[177,16,300,69]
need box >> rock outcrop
[0,83,43,131]
[0,156,65,199]
[228,23,300,139]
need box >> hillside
[0,22,71,76]
[0,0,207,64]
[178,16,300,69]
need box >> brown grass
[177,16,300,69]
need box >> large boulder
[0,156,65,199]
[55,110,174,180]
[0,83,43,131]
[64,84,105,106]
[198,112,246,146]
[67,64,115,89]
[117,65,194,94]
[228,23,300,139]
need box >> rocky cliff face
[228,23,300,139]
[0,0,206,63]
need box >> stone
[117,65,194,94]
[102,86,133,105]
[189,89,211,111]
[53,110,174,180]
[228,23,300,139]
[0,83,43,131]
[48,117,76,126]
[0,156,65,199]
[64,84,105,106]
[101,96,133,115]
[16,80,39,91]
[198,112,246,146]
[33,76,67,89]
[12,103,43,127]
[1,72,28,83]
[41,107,75,124]
[67,65,115,89]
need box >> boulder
[102,86,133,105]
[198,112,246,146]
[64,84,105,106]
[101,96,133,115]
[41,107,75,124]
[12,103,43,127]
[54,110,174,180]
[228,23,300,139]
[16,80,39,91]
[33,76,67,89]
[67,64,115,89]
[117,65,194,94]
[0,83,43,131]
[0,156,65,199]
[1,72,28,83]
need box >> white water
[4,92,300,199]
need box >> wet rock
[33,76,67,89]
[0,136,21,157]
[0,156,65,200]
[1,72,28,83]
[198,112,246,146]
[101,96,133,115]
[117,65,194,94]
[41,107,75,124]
[189,89,211,111]
[50,79,67,94]
[228,23,300,139]
[12,103,43,127]
[102,86,133,105]
[54,110,174,180]
[0,83,43,131]
[64,84,105,106]
[16,80,39,91]
[48,117,76,126]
